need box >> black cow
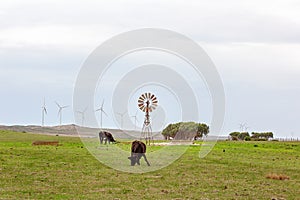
[128,140,150,166]
[99,131,116,144]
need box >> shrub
[244,136,251,141]
[231,136,238,141]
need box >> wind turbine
[239,123,246,132]
[77,107,88,127]
[41,98,47,126]
[55,101,68,126]
[117,111,127,129]
[131,111,139,130]
[245,126,250,132]
[95,100,107,128]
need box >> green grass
[0,130,299,199]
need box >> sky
[0,0,299,138]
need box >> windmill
[116,111,127,129]
[95,100,107,128]
[239,123,246,132]
[55,101,68,126]
[77,107,87,127]
[41,98,47,126]
[138,92,158,145]
[131,111,139,130]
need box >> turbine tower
[95,100,107,129]
[77,107,87,127]
[131,111,139,130]
[55,101,68,126]
[117,111,127,129]
[41,98,47,126]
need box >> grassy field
[0,130,299,199]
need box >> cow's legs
[142,154,150,166]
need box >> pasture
[0,130,299,199]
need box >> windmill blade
[55,101,60,108]
[57,109,62,117]
[101,100,105,108]
[44,107,47,115]
[76,111,83,114]
[138,103,144,107]
[102,109,108,117]
[62,105,69,109]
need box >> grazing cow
[128,140,150,166]
[99,131,116,144]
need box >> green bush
[244,136,251,141]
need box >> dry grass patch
[266,173,290,180]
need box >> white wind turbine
[77,107,88,127]
[95,100,107,128]
[41,98,47,126]
[239,123,246,132]
[55,101,68,126]
[117,111,127,129]
[131,111,139,130]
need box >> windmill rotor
[138,92,158,113]
[55,101,69,125]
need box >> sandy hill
[0,124,164,140]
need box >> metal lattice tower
[138,92,158,145]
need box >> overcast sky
[0,0,299,138]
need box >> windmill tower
[95,100,107,129]
[41,98,47,126]
[55,101,68,126]
[131,111,139,130]
[138,93,158,145]
[77,107,87,127]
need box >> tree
[196,123,209,138]
[230,132,240,138]
[161,122,209,140]
[238,132,250,140]
[251,132,274,140]
[229,132,250,140]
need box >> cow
[99,131,116,144]
[128,140,150,166]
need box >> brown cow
[128,140,150,166]
[99,131,116,144]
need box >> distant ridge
[0,124,164,140]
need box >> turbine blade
[102,110,108,117]
[55,101,60,107]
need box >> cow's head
[128,154,138,166]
